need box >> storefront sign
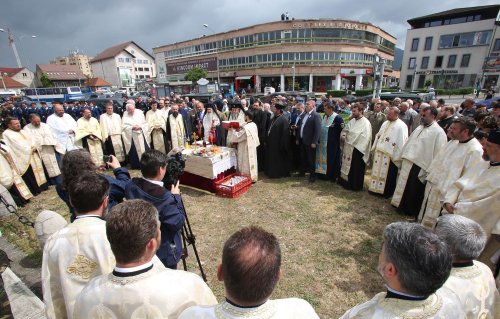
[292,21,368,30]
[415,70,459,75]
[166,57,217,74]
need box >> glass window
[421,56,429,69]
[424,37,432,50]
[408,57,416,69]
[494,39,500,51]
[435,56,443,68]
[411,38,419,51]
[459,33,474,46]
[447,55,457,68]
[450,17,467,24]
[460,54,471,67]
[430,20,442,27]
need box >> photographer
[124,149,185,269]
[58,149,130,222]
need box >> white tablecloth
[182,147,237,179]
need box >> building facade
[153,19,397,94]
[90,41,156,89]
[400,5,500,91]
[50,53,93,78]
[35,64,85,87]
[0,67,35,88]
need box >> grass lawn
[0,170,403,318]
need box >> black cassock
[265,114,291,178]
[252,110,270,172]
[339,148,366,191]
[398,164,426,217]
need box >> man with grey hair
[435,215,499,318]
[340,222,464,318]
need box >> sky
[0,0,498,71]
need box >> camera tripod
[178,195,207,282]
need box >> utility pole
[372,54,386,99]
[7,28,22,67]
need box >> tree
[40,72,54,87]
[424,79,432,88]
[185,67,208,83]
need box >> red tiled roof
[0,67,24,77]
[91,41,154,63]
[83,77,112,87]
[37,64,85,80]
[91,41,134,63]
[0,76,26,88]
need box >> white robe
[339,290,466,319]
[226,111,246,146]
[99,113,126,162]
[42,217,115,319]
[391,122,447,208]
[233,122,260,182]
[179,298,319,319]
[73,264,217,319]
[75,117,104,165]
[23,123,63,178]
[439,261,500,319]
[2,129,47,187]
[121,111,150,157]
[0,144,33,200]
[146,109,167,153]
[168,113,186,149]
[46,113,77,152]
[369,119,408,194]
[418,138,484,228]
[443,161,500,236]
[340,116,372,181]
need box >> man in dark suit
[297,99,322,183]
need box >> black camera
[103,155,112,163]
[164,152,186,187]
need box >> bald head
[387,106,400,121]
[53,103,64,117]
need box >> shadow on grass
[19,251,42,269]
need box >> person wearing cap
[265,103,291,178]
[226,101,246,147]
[443,129,500,272]
[203,102,226,145]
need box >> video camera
[164,152,186,187]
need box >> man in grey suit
[297,99,322,183]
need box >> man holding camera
[124,149,185,269]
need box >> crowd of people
[0,91,499,318]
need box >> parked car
[259,91,315,104]
[475,96,500,109]
[358,92,424,103]
[181,93,220,103]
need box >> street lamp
[203,24,221,92]
[0,28,36,68]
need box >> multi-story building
[153,19,397,94]
[35,64,85,87]
[50,53,93,78]
[90,41,156,89]
[0,67,35,88]
[400,4,500,90]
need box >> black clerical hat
[487,129,500,145]
[274,103,286,110]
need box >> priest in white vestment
[23,114,64,185]
[0,143,33,204]
[339,222,465,319]
[99,103,126,163]
[73,200,217,319]
[418,118,483,229]
[230,112,260,182]
[391,107,447,217]
[226,102,246,147]
[42,172,115,319]
[442,134,500,238]
[435,215,500,319]
[122,103,150,169]
[146,101,169,153]
[339,104,372,191]
[46,102,77,152]
[75,108,104,166]
[368,107,408,198]
[166,103,186,149]
[203,103,227,146]
[2,117,48,195]
[179,226,320,319]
